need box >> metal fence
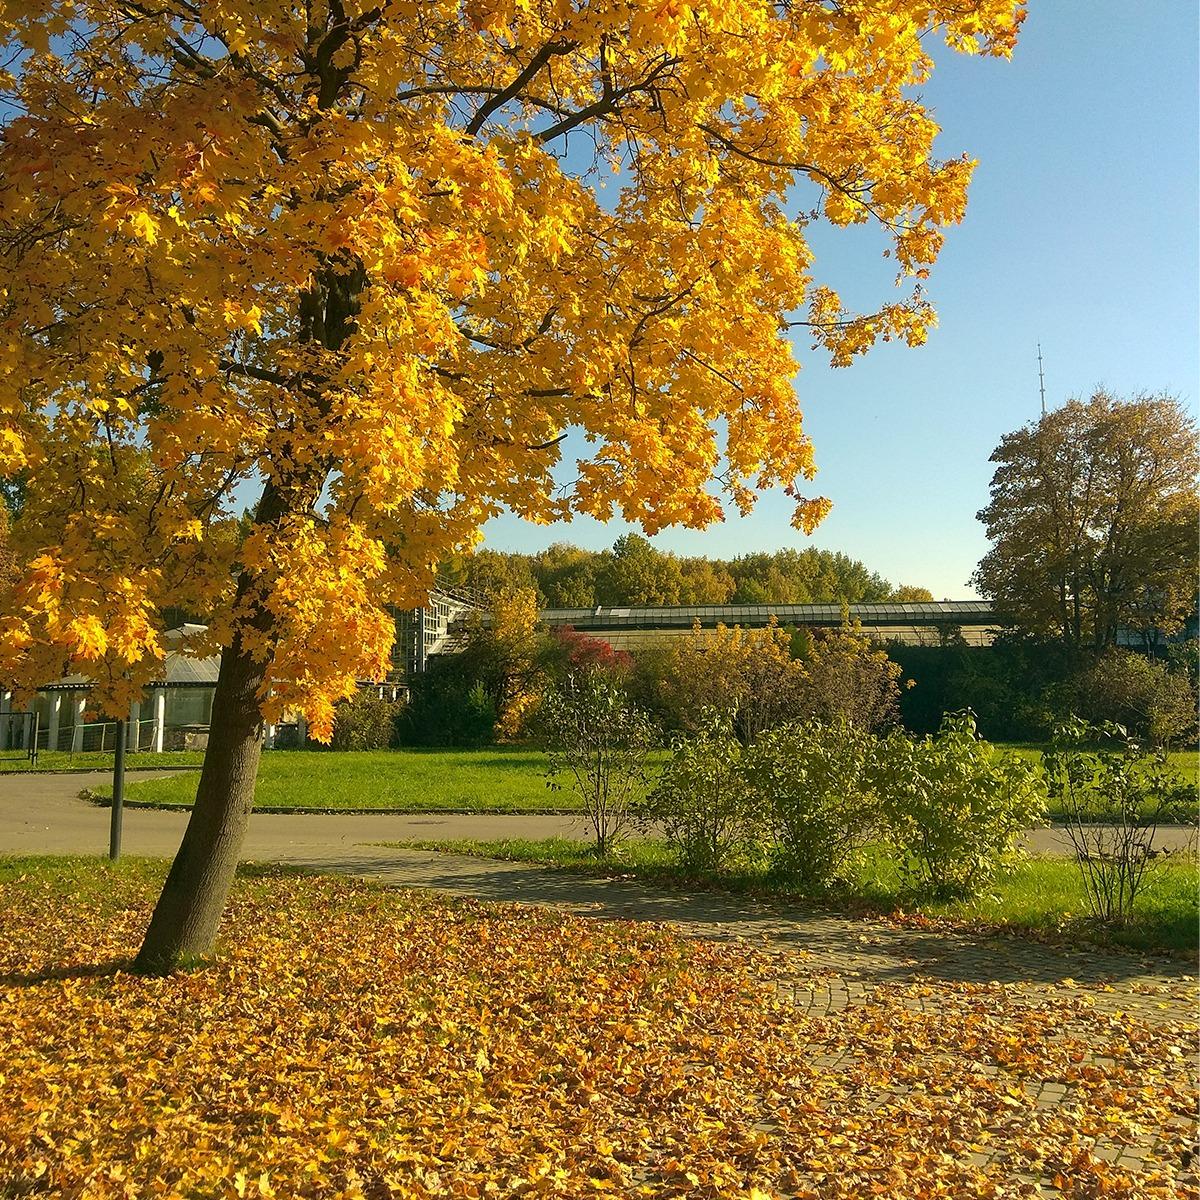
[0,711,37,764]
[36,717,160,756]
[2,716,188,763]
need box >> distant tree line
[441,534,934,609]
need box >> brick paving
[3,772,1198,1191]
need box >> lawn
[1,856,1194,1198]
[1003,743,1198,822]
[0,749,205,773]
[389,836,1200,956]
[93,747,586,812]
[87,742,1200,817]
[1002,743,1198,776]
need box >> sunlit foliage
[1,0,1020,733]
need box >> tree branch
[466,39,576,135]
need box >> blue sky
[481,2,1200,598]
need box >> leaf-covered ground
[1,860,1195,1199]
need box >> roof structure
[41,625,222,689]
[536,600,997,634]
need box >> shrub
[648,712,764,874]
[656,618,903,743]
[329,690,403,751]
[889,637,1089,741]
[398,661,496,747]
[871,712,1045,897]
[1044,718,1189,923]
[659,620,806,743]
[1071,650,1197,747]
[791,623,903,731]
[749,719,877,890]
[541,671,658,854]
[542,626,632,680]
[744,715,878,888]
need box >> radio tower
[1037,343,1047,416]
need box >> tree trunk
[134,625,269,973]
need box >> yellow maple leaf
[129,211,158,245]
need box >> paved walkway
[2,770,1195,858]
[2,772,1194,1018]
[3,771,1197,1187]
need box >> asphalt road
[1,770,1194,861]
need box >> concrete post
[70,693,87,752]
[0,691,10,751]
[264,724,276,750]
[128,700,141,753]
[46,692,62,753]
[151,688,166,753]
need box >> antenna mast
[1037,343,1047,416]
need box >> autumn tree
[465,588,546,739]
[462,538,926,607]
[0,0,1021,969]
[594,533,684,606]
[973,392,1199,649]
[534,543,598,608]
[678,557,736,605]
[894,584,936,602]
[661,620,808,743]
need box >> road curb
[77,791,585,817]
[3,765,201,776]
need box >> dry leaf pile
[1,865,1195,1199]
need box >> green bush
[329,691,404,751]
[749,719,877,890]
[1045,718,1189,923]
[1071,651,1197,747]
[888,638,1089,741]
[871,712,1045,898]
[398,661,496,747]
[541,671,658,854]
[648,713,763,874]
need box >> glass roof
[541,601,998,627]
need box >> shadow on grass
[0,957,135,987]
[373,839,1197,973]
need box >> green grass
[0,853,168,905]
[997,742,1198,823]
[0,749,205,773]
[95,748,584,812]
[1000,742,1198,776]
[76,741,1196,818]
[389,835,1200,956]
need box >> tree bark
[134,622,269,972]
[134,262,353,972]
[132,480,294,975]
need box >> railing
[7,718,177,763]
[36,718,160,757]
[0,711,37,765]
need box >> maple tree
[973,391,1199,649]
[0,0,1023,968]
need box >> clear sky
[480,2,1200,599]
